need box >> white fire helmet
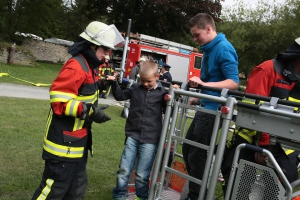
[79,21,124,49]
[296,37,300,45]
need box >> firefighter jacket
[42,54,99,162]
[237,59,298,145]
[99,62,114,79]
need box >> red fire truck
[110,33,202,83]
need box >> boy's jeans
[112,137,158,200]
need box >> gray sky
[221,0,285,7]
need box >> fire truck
[110,33,202,83]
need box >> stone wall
[22,39,71,64]
[0,39,72,66]
[0,48,9,64]
[0,45,35,66]
[13,47,36,66]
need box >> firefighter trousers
[32,158,87,200]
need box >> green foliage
[218,0,300,78]
[62,0,89,41]
[84,0,223,45]
[2,0,300,80]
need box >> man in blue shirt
[182,13,239,200]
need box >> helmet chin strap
[283,63,300,81]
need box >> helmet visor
[84,24,124,49]
[296,37,300,45]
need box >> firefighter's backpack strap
[73,55,89,73]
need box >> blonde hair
[139,60,158,77]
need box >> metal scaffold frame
[149,86,236,200]
[147,85,300,200]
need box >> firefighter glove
[91,105,111,123]
[80,103,93,120]
[98,104,109,110]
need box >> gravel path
[0,83,124,106]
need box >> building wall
[22,39,71,64]
[0,39,72,66]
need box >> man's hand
[91,106,111,123]
[106,75,116,81]
[98,104,109,110]
[171,84,180,89]
[188,97,200,105]
[188,76,203,88]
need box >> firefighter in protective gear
[129,56,147,81]
[32,21,124,200]
[99,55,115,99]
[221,37,300,195]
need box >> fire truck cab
[110,34,202,83]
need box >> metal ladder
[224,96,300,200]
[149,86,237,200]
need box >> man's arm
[106,75,131,101]
[129,66,137,79]
[188,77,238,90]
[50,61,85,117]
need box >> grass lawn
[0,62,62,86]
[0,96,227,200]
[0,62,239,200]
[0,96,127,200]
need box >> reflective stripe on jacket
[99,63,114,78]
[237,128,256,144]
[43,55,98,161]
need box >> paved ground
[0,83,124,106]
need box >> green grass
[0,62,231,200]
[0,96,226,200]
[0,62,62,86]
[0,97,127,200]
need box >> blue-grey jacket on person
[200,33,239,110]
[111,80,167,144]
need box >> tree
[84,0,224,46]
[0,0,70,43]
[218,0,300,78]
[0,0,19,41]
[61,0,89,41]
[17,0,66,39]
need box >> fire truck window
[111,48,123,68]
[141,51,166,64]
[194,56,202,70]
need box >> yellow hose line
[0,72,51,87]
